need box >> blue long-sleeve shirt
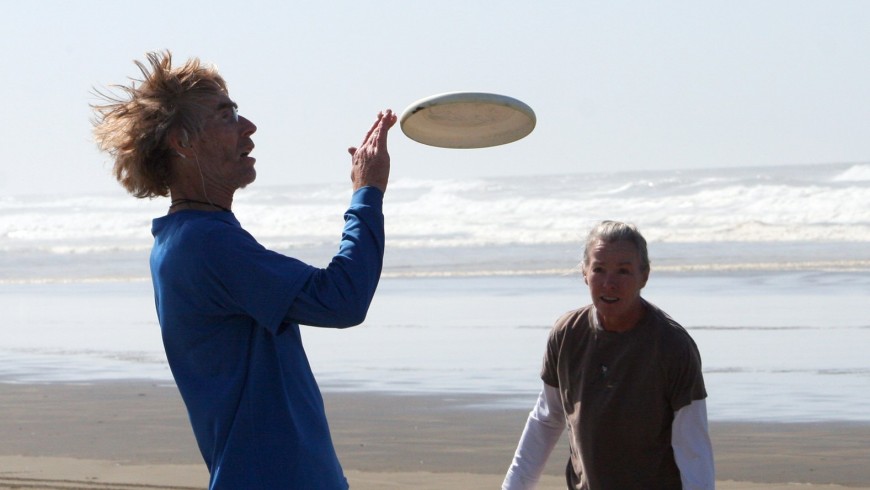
[149,187,384,490]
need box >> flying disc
[400,92,536,149]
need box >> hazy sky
[2,0,868,197]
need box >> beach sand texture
[1,383,868,489]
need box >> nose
[240,116,257,136]
[602,272,619,289]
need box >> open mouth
[600,296,619,304]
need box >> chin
[239,170,257,189]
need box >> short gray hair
[582,220,650,272]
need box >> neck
[597,301,647,333]
[168,179,234,214]
[169,160,235,214]
[169,197,231,213]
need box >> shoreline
[4,259,870,286]
[1,382,869,489]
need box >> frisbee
[399,92,536,149]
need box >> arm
[285,187,385,327]
[672,399,715,489]
[285,110,396,327]
[503,383,565,490]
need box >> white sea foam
[831,163,870,182]
[1,162,868,282]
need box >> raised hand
[348,109,397,193]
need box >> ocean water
[1,162,868,422]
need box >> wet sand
[1,382,868,489]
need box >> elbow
[331,300,370,328]
[345,304,370,327]
[342,284,376,326]
[304,268,377,328]
[333,314,365,329]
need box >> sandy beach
[1,382,868,489]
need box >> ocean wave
[379,263,870,279]
[3,256,868,285]
[380,268,576,279]
[3,162,869,263]
[706,366,870,376]
[2,347,165,364]
[653,260,870,272]
[0,276,151,285]
[831,163,870,182]
[689,325,870,331]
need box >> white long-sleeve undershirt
[672,397,716,489]
[502,384,565,489]
[502,384,715,490]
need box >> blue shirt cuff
[351,186,384,208]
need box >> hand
[348,109,397,193]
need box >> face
[190,94,258,191]
[583,239,650,331]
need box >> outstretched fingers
[359,109,397,158]
[377,110,397,148]
[349,109,396,192]
[348,110,396,156]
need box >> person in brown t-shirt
[503,221,714,489]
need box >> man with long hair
[92,50,396,489]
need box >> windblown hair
[91,50,228,198]
[582,220,651,272]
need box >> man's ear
[168,128,192,158]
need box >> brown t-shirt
[542,301,707,489]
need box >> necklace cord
[169,198,231,213]
[170,153,231,213]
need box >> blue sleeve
[285,186,385,328]
[200,221,316,336]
